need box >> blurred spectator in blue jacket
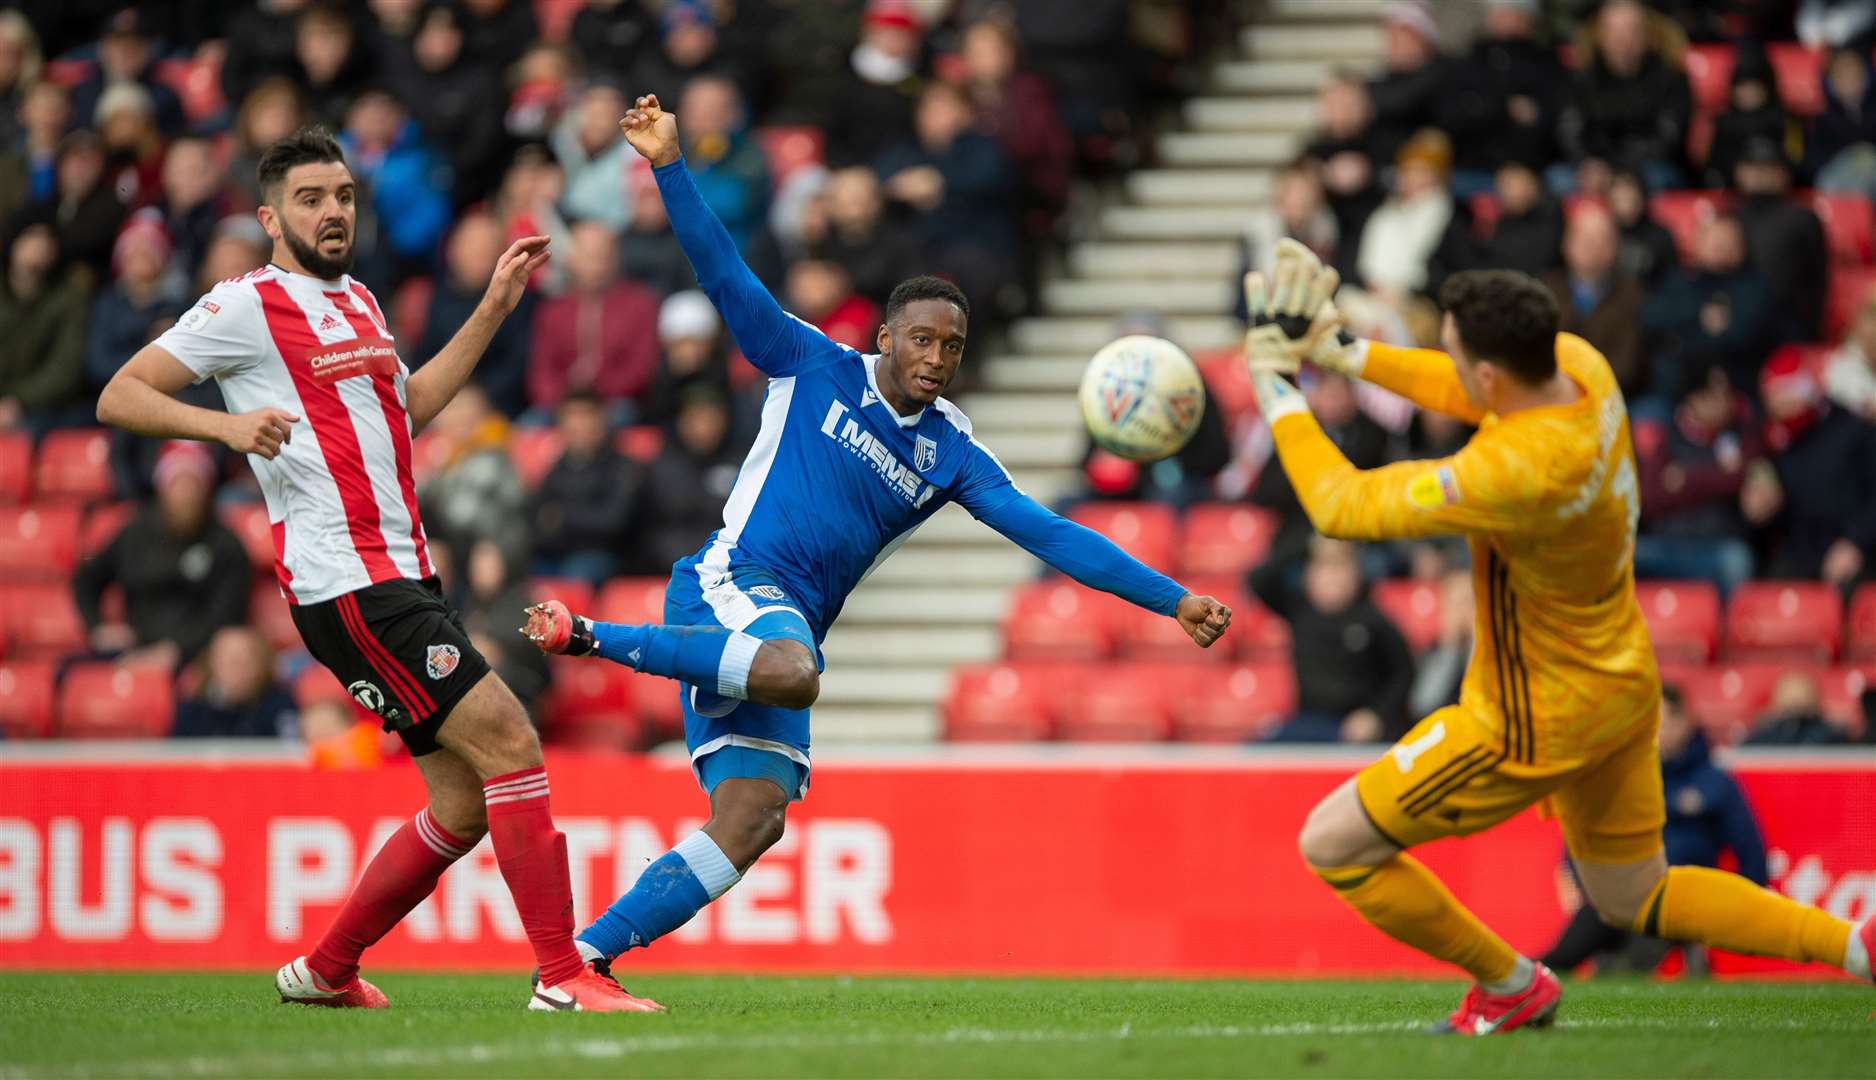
[877,80,1018,319]
[85,211,183,394]
[554,82,633,230]
[1809,47,1876,193]
[338,87,453,285]
[1636,360,1766,595]
[417,211,533,417]
[677,74,770,256]
[0,80,68,222]
[69,8,185,137]
[1541,685,1767,975]
[1643,213,1776,400]
[173,627,298,739]
[530,388,644,585]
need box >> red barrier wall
[0,753,1870,975]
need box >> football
[1077,335,1207,463]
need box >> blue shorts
[665,559,819,801]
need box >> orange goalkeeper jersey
[1267,333,1660,764]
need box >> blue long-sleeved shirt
[654,157,1188,641]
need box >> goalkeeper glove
[1242,238,1365,379]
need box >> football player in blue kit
[523,94,1232,979]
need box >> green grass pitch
[0,973,1868,1078]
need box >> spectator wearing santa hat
[85,210,185,394]
[1759,351,1876,587]
[72,441,250,670]
[827,2,928,169]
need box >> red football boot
[521,600,595,656]
[276,956,389,1009]
[1429,963,1561,1035]
[528,961,665,1013]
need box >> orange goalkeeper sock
[1316,855,1522,986]
[1636,865,1851,968]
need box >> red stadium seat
[1196,348,1256,428]
[1678,662,1787,744]
[0,432,30,502]
[1847,583,1876,661]
[595,576,667,625]
[410,428,451,485]
[57,662,176,739]
[543,657,641,748]
[154,54,227,124]
[391,276,432,346]
[0,503,82,578]
[1817,666,1873,736]
[529,576,596,617]
[221,502,276,572]
[1178,503,1278,578]
[616,426,665,463]
[1372,578,1443,654]
[1810,192,1873,264]
[943,662,1059,742]
[1635,579,1721,664]
[293,664,355,708]
[1825,265,1876,338]
[1767,44,1826,116]
[628,670,685,741]
[1649,190,1733,265]
[1683,44,1734,115]
[1002,580,1119,660]
[32,429,114,502]
[1172,662,1296,742]
[1630,417,1667,460]
[42,58,93,86]
[1057,663,1174,742]
[1068,502,1176,570]
[509,428,565,490]
[1724,580,1842,662]
[755,125,827,188]
[79,501,133,559]
[250,580,301,654]
[0,658,57,739]
[1,581,87,655]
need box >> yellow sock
[1316,854,1520,984]
[1638,865,1850,967]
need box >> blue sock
[591,622,763,698]
[577,832,741,959]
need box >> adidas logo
[861,388,878,407]
[317,313,342,331]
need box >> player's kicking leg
[1552,731,1873,990]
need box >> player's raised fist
[619,93,680,168]
[1175,593,1233,649]
[221,406,299,460]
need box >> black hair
[885,275,969,325]
[1661,683,1684,712]
[256,125,346,202]
[1437,269,1560,386]
[559,386,604,410]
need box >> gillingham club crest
[425,643,461,680]
[914,434,938,473]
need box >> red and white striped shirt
[155,264,432,605]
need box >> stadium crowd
[0,0,1207,754]
[0,0,1871,753]
[1070,0,1876,746]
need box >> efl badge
[425,643,461,680]
[914,434,938,473]
[1406,466,1461,511]
[347,680,386,714]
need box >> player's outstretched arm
[1254,371,1540,542]
[99,346,299,460]
[620,94,824,377]
[977,492,1231,647]
[404,235,550,433]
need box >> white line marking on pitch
[9,1014,1858,1080]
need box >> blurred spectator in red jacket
[1824,283,1876,420]
[507,43,579,144]
[1543,203,1648,397]
[95,82,165,211]
[786,256,879,351]
[957,17,1072,238]
[1636,360,1765,594]
[1760,351,1876,587]
[527,220,661,415]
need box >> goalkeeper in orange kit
[1243,240,1873,1035]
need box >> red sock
[483,766,585,986]
[307,807,470,987]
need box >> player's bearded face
[272,166,357,280]
[281,208,354,279]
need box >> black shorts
[290,576,490,756]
